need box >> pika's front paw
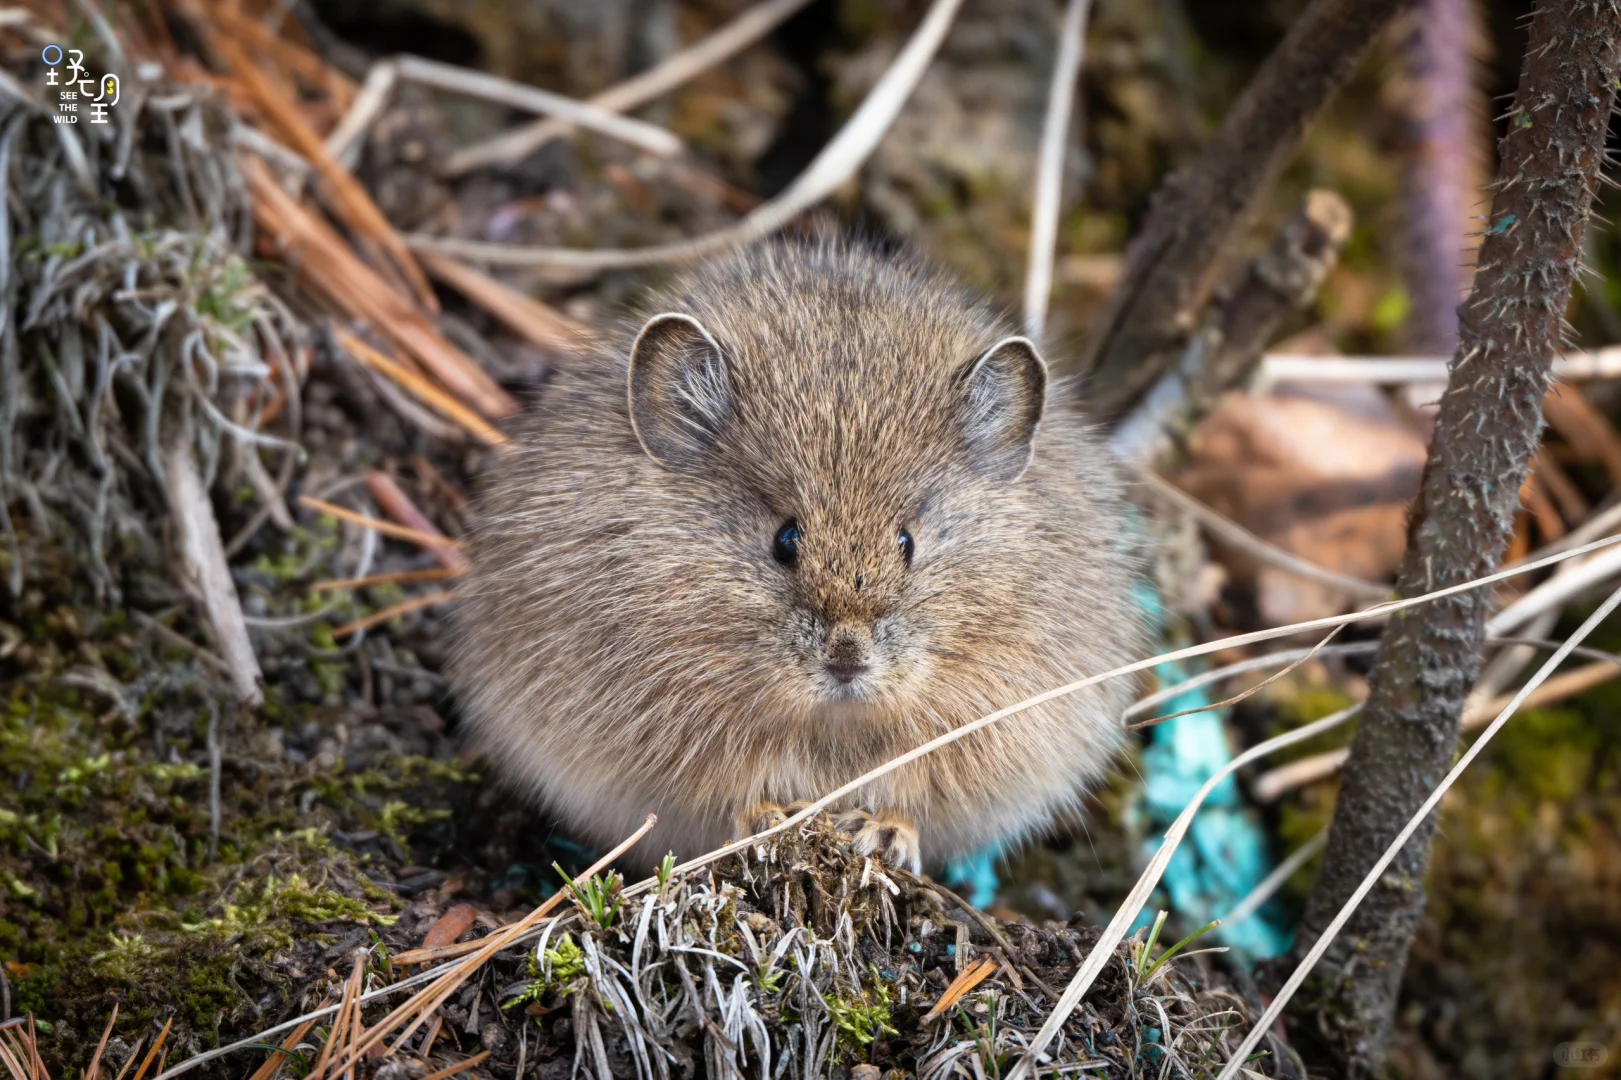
[736,800,814,838]
[833,809,922,874]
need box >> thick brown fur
[451,236,1148,871]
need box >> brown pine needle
[129,1018,173,1080]
[211,33,435,313]
[242,158,516,421]
[333,329,507,447]
[922,956,997,1024]
[366,471,469,572]
[415,251,590,352]
[418,1051,489,1080]
[332,590,457,639]
[329,815,657,1077]
[245,1018,318,1080]
[312,567,463,593]
[298,495,467,552]
[86,1005,120,1080]
[109,1036,145,1080]
[390,938,487,968]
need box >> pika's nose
[825,625,872,683]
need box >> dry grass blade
[393,56,683,158]
[298,495,468,553]
[242,157,517,420]
[407,0,966,268]
[442,0,814,176]
[210,31,436,312]
[921,957,997,1024]
[1003,702,1365,1080]
[1127,623,1349,731]
[332,328,508,446]
[1489,536,1621,634]
[1024,0,1091,340]
[325,60,399,168]
[312,567,463,593]
[1259,346,1621,385]
[245,1018,318,1080]
[365,471,468,572]
[415,251,591,351]
[1216,581,1621,1080]
[327,814,657,1076]
[1137,469,1391,600]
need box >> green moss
[826,968,899,1058]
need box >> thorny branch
[1279,2,1621,1074]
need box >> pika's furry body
[453,239,1146,871]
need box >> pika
[452,237,1147,873]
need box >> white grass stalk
[1258,346,1621,386]
[1023,0,1091,341]
[406,0,967,269]
[392,56,684,159]
[1213,579,1621,1080]
[325,61,399,170]
[1002,702,1363,1080]
[1487,538,1621,635]
[443,0,816,177]
[1136,469,1390,600]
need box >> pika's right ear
[627,312,734,469]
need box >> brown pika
[452,237,1147,873]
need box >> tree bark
[1079,0,1417,423]
[1280,4,1621,1076]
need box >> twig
[206,700,221,861]
[1135,468,1390,600]
[364,471,468,572]
[1285,4,1621,1060]
[324,60,398,171]
[394,55,683,159]
[406,0,966,269]
[132,609,233,677]
[1023,0,1091,341]
[414,251,591,352]
[1110,190,1353,463]
[1223,582,1621,1079]
[164,440,263,707]
[442,0,815,176]
[1079,0,1417,422]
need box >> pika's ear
[956,336,1048,483]
[627,312,734,468]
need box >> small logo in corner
[1554,1042,1609,1070]
[41,45,119,125]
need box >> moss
[825,967,900,1059]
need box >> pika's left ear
[955,336,1048,482]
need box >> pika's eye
[773,520,801,566]
[898,527,915,566]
